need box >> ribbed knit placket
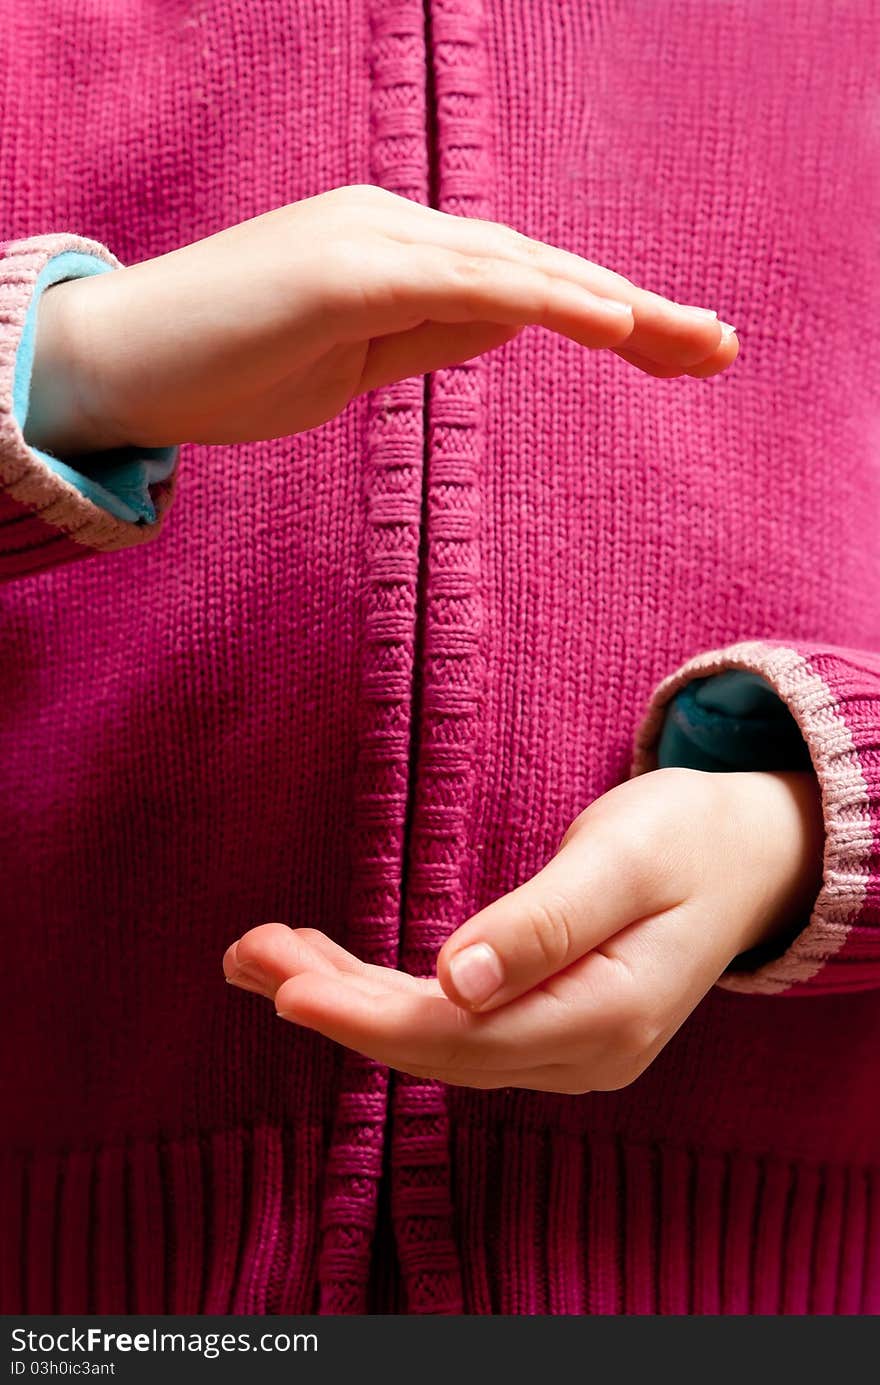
[315,0,493,1314]
[389,0,494,1315]
[314,0,430,1314]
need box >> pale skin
[28,184,738,455]
[28,185,824,1094]
[223,769,824,1093]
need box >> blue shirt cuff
[13,250,178,524]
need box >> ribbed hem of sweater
[3,1119,877,1314]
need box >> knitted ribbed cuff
[0,233,178,577]
[632,639,879,996]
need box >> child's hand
[223,768,823,1094]
[28,186,737,457]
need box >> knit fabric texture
[2,0,880,1315]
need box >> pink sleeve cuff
[0,233,178,580]
[632,639,876,996]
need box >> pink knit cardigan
[2,0,879,1315]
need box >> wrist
[729,769,825,956]
[24,273,127,458]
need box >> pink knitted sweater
[2,0,879,1315]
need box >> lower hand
[27,185,736,456]
[223,768,823,1094]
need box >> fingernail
[448,942,504,1008]
[719,321,737,339]
[676,303,718,320]
[225,961,267,992]
[602,298,635,316]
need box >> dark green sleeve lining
[657,670,812,773]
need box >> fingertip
[223,936,273,995]
[607,309,637,349]
[722,326,740,362]
[274,971,313,1021]
[616,296,731,370]
[274,967,350,1023]
[685,328,740,378]
[222,938,242,981]
[546,285,635,351]
[612,344,685,378]
[602,298,636,324]
[587,298,636,350]
[233,922,281,971]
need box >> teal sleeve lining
[657,670,813,773]
[13,250,178,524]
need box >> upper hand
[27,185,737,456]
[223,767,823,1094]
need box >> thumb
[436,786,682,1012]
